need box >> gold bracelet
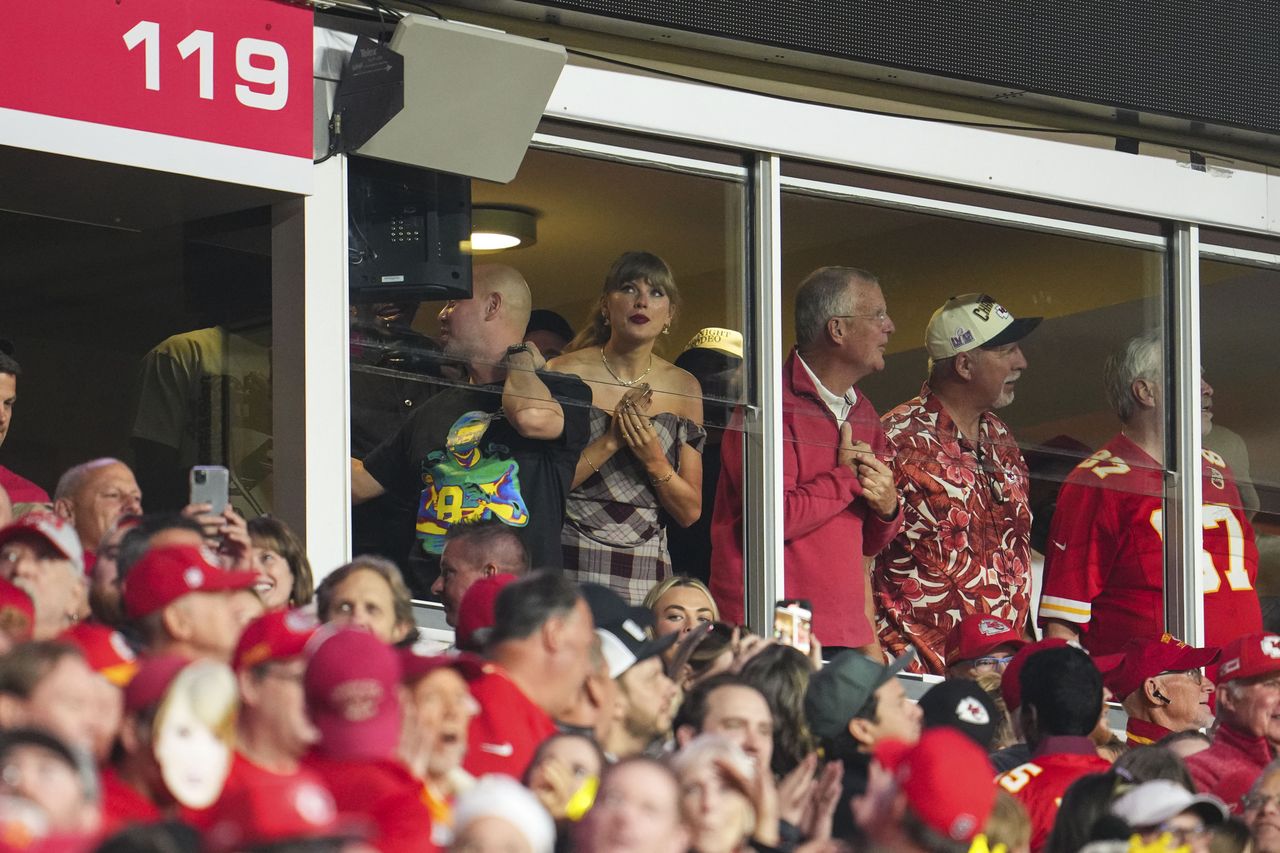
[583,451,601,474]
[650,468,676,486]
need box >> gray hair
[794,267,879,350]
[1103,333,1162,423]
[53,458,125,502]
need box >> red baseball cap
[233,609,320,673]
[304,626,402,761]
[60,622,139,687]
[0,578,34,644]
[205,772,360,852]
[875,728,997,842]
[1101,634,1220,701]
[398,646,485,684]
[1001,638,1069,712]
[124,654,192,714]
[122,545,257,619]
[455,573,518,652]
[945,614,1027,664]
[1217,633,1280,683]
[0,513,84,575]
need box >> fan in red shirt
[995,645,1111,851]
[302,625,435,853]
[1040,333,1262,654]
[463,571,595,780]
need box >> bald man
[352,265,592,597]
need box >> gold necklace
[600,348,654,386]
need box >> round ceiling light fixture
[469,206,537,252]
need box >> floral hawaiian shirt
[873,383,1032,674]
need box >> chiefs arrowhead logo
[956,698,991,725]
[977,617,1008,637]
[1262,636,1280,659]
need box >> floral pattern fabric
[873,383,1032,674]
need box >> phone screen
[773,599,813,654]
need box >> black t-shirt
[363,371,591,596]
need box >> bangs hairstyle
[246,516,314,606]
[566,251,681,353]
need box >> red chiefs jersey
[1039,433,1261,656]
[996,751,1112,851]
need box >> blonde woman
[548,251,705,603]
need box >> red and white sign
[0,0,313,193]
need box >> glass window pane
[1201,252,1279,634]
[777,186,1169,669]
[349,143,748,617]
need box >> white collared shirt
[796,353,858,422]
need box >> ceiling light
[469,207,537,252]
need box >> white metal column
[743,154,786,634]
[271,155,352,580]
[1165,224,1205,645]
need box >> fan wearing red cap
[302,626,434,853]
[994,645,1110,850]
[858,728,997,850]
[0,512,89,640]
[463,572,595,780]
[1184,633,1280,810]
[399,647,483,846]
[121,545,257,663]
[1099,633,1219,747]
[185,610,329,833]
[944,614,1027,680]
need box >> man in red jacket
[710,266,902,652]
[1186,633,1280,810]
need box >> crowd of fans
[0,254,1270,852]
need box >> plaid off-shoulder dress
[562,408,706,603]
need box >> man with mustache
[1039,332,1261,653]
[874,294,1040,674]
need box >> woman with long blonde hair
[547,251,705,602]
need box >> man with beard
[874,293,1039,674]
[351,265,591,598]
[581,584,679,759]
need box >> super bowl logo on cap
[950,328,974,349]
[977,618,1006,637]
[955,698,990,726]
[184,567,206,589]
[1263,636,1280,659]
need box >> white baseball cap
[925,293,1041,359]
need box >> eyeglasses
[1153,822,1208,845]
[831,310,892,326]
[972,655,1014,672]
[1157,668,1204,685]
[1243,793,1280,811]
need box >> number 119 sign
[1,0,312,186]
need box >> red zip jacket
[709,350,902,647]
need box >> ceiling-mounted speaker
[355,16,567,183]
